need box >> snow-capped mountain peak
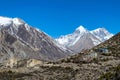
[75,25,88,33]
[0,16,12,26]
[56,26,113,53]
[0,16,25,26]
[0,16,30,32]
[90,28,113,41]
[13,18,25,25]
[0,16,71,61]
[56,26,89,47]
[91,28,109,35]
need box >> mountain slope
[0,32,118,80]
[0,16,70,62]
[69,32,101,53]
[0,16,118,80]
[62,32,120,63]
[55,32,120,80]
[56,26,89,47]
[56,26,113,53]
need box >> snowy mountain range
[0,16,114,62]
[0,16,71,62]
[56,26,113,53]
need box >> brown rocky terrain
[0,32,119,80]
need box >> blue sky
[0,0,120,38]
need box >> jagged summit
[91,27,110,35]
[56,25,113,53]
[75,25,88,33]
[91,27,113,41]
[0,16,25,26]
[0,16,12,26]
[12,18,25,25]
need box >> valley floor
[0,58,120,80]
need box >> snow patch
[76,25,87,32]
[90,28,113,42]
[13,18,25,25]
[91,37,101,45]
[0,16,25,26]
[0,16,12,26]
[25,24,30,31]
